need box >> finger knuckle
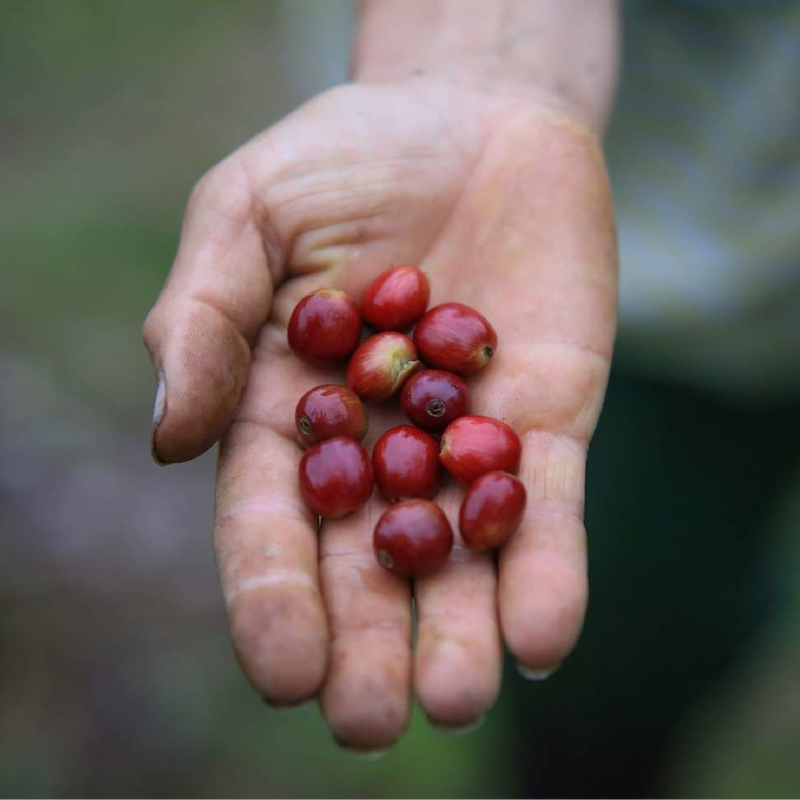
[187,157,252,225]
[141,307,161,356]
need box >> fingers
[319,502,413,751]
[498,430,589,672]
[215,419,327,705]
[413,486,503,729]
[143,157,278,464]
[422,111,614,678]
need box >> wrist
[353,0,619,135]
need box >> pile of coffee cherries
[289,266,526,579]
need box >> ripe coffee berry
[413,302,498,376]
[439,415,522,485]
[373,499,453,578]
[361,265,430,331]
[460,471,527,551]
[400,369,470,432]
[295,384,367,447]
[372,425,440,502]
[346,332,421,402]
[287,289,361,366]
[298,437,373,518]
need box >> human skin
[143,0,619,751]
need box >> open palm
[144,79,617,750]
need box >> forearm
[353,0,620,134]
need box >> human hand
[143,77,616,750]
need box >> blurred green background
[1,1,800,797]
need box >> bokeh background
[2,1,800,796]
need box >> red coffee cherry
[460,471,527,551]
[439,415,521,485]
[373,499,453,578]
[361,265,430,331]
[413,302,497,376]
[372,425,441,502]
[400,369,470,432]
[346,332,421,402]
[295,384,368,447]
[287,289,361,366]
[298,437,373,518]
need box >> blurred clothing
[609,0,800,397]
[518,3,800,793]
[516,366,800,797]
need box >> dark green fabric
[650,0,791,8]
[511,368,800,797]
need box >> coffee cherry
[361,265,430,331]
[439,415,522,485]
[298,437,373,518]
[295,384,368,447]
[413,302,497,376]
[460,471,527,551]
[373,499,453,578]
[346,332,421,403]
[287,289,361,366]
[400,369,470,432]
[373,425,441,502]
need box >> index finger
[213,340,331,705]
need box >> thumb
[143,157,279,464]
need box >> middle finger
[319,499,413,751]
[413,484,503,729]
